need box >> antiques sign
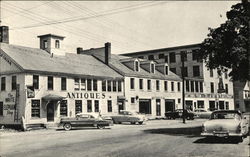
[67,92,106,99]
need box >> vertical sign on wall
[14,84,20,122]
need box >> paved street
[0,119,249,157]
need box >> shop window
[60,100,68,117]
[11,76,17,90]
[94,100,99,112]
[74,78,80,91]
[165,66,168,75]
[199,82,203,93]
[87,79,92,91]
[131,97,135,104]
[197,101,204,108]
[31,100,40,118]
[55,40,60,48]
[209,101,216,111]
[139,79,143,90]
[210,69,213,77]
[81,78,86,90]
[87,100,92,112]
[1,77,6,91]
[151,63,155,73]
[180,51,187,61]
[148,55,154,60]
[195,81,199,92]
[170,68,176,74]
[118,81,122,92]
[225,102,229,110]
[156,80,160,91]
[33,75,39,89]
[107,80,112,92]
[177,82,180,91]
[192,49,199,61]
[186,80,190,92]
[135,61,139,71]
[147,80,151,90]
[210,82,214,93]
[171,82,174,91]
[164,55,168,63]
[156,99,161,116]
[102,80,106,91]
[47,76,53,90]
[75,100,82,114]
[193,66,200,77]
[130,78,135,90]
[107,100,112,112]
[219,101,225,110]
[164,81,168,91]
[0,102,3,116]
[190,81,194,92]
[113,81,117,92]
[93,79,97,91]
[225,84,228,94]
[169,52,176,63]
[61,77,67,91]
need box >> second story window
[93,79,98,91]
[102,80,106,91]
[193,66,200,77]
[118,81,122,92]
[210,69,213,77]
[158,54,165,59]
[165,66,168,75]
[148,55,154,60]
[61,77,67,91]
[74,78,80,91]
[164,81,168,91]
[113,81,117,92]
[81,78,86,90]
[183,67,188,77]
[107,80,112,92]
[47,76,53,90]
[55,40,60,48]
[11,76,17,90]
[177,82,180,91]
[190,81,194,92]
[192,49,199,61]
[139,79,143,90]
[210,82,214,93]
[225,84,228,94]
[130,78,135,90]
[186,80,190,92]
[200,82,203,93]
[156,80,160,91]
[87,79,92,91]
[135,61,139,71]
[165,55,168,63]
[33,75,39,89]
[1,77,6,91]
[151,63,155,73]
[147,80,151,90]
[195,81,199,92]
[180,51,187,61]
[169,52,176,63]
[171,82,174,91]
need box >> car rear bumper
[201,132,243,137]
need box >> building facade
[123,44,235,111]
[233,80,250,112]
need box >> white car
[194,109,212,118]
[110,110,147,125]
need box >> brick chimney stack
[105,42,111,65]
[0,26,9,44]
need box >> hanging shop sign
[67,92,106,99]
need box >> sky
[0,1,239,54]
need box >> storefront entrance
[186,100,193,111]
[139,99,151,114]
[165,99,175,112]
[47,101,55,122]
[118,100,125,113]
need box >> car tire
[97,125,105,129]
[64,123,72,131]
[138,122,143,125]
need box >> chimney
[105,42,111,65]
[0,26,9,44]
[77,47,83,54]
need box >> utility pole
[181,51,186,124]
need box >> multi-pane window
[169,52,176,63]
[55,40,60,48]
[93,79,98,91]
[130,78,135,89]
[107,80,112,91]
[61,77,67,90]
[107,100,112,112]
[171,82,174,91]
[47,76,53,90]
[113,81,117,92]
[170,68,176,74]
[148,55,154,60]
[60,100,68,117]
[87,79,92,91]
[177,82,180,91]
[131,97,135,104]
[192,49,199,60]
[165,66,168,75]
[147,80,151,90]
[151,64,155,73]
[135,61,139,71]
[195,81,199,92]
[186,80,190,92]
[164,81,168,91]
[118,81,122,92]
[11,76,17,90]
[210,82,214,93]
[102,80,106,91]
[0,102,3,116]
[33,75,39,89]
[190,81,194,92]
[200,82,203,93]
[87,100,92,112]
[1,77,6,91]
[74,78,80,90]
[225,84,228,94]
[31,100,40,118]
[156,80,160,91]
[158,54,165,59]
[139,79,143,90]
[81,78,86,90]
[193,66,200,77]
[75,100,82,114]
[210,69,213,77]
[180,51,187,61]
[183,67,188,77]
[94,100,99,112]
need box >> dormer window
[151,63,155,73]
[135,60,139,71]
[165,66,168,75]
[55,40,60,48]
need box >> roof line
[0,49,25,72]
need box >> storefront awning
[42,94,66,101]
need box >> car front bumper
[201,132,243,137]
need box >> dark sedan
[165,109,195,120]
[59,113,113,131]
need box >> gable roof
[0,43,122,79]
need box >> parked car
[59,113,113,131]
[110,110,147,125]
[165,109,195,120]
[194,109,212,118]
[201,110,249,142]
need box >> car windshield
[211,112,241,120]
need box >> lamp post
[181,51,186,124]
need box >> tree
[199,0,249,81]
